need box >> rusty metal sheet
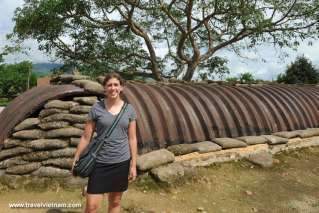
[1,82,319,153]
[227,86,273,134]
[122,83,319,152]
[0,85,86,149]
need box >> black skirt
[87,159,131,194]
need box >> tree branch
[117,5,162,81]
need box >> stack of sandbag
[0,96,98,179]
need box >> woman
[72,72,138,213]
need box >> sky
[1,0,319,81]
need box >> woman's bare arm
[128,120,137,166]
[73,120,96,162]
[128,120,137,181]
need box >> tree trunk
[144,40,162,81]
[27,69,31,90]
[182,61,199,81]
[125,18,163,81]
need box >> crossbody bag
[72,101,128,178]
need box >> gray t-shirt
[87,99,137,163]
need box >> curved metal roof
[0,85,86,149]
[1,83,319,154]
[123,83,319,153]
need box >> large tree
[277,55,319,84]
[12,0,319,81]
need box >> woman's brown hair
[103,72,125,98]
[103,72,125,87]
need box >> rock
[70,105,92,113]
[272,131,300,139]
[308,127,319,134]
[269,144,287,154]
[191,141,222,153]
[262,135,288,145]
[137,149,175,171]
[298,128,319,138]
[292,136,319,148]
[72,80,104,93]
[178,144,269,168]
[39,108,69,118]
[150,162,195,184]
[167,144,197,156]
[45,127,83,138]
[0,147,32,161]
[38,121,70,130]
[12,129,45,139]
[42,158,73,169]
[25,139,69,150]
[69,137,80,146]
[180,151,240,168]
[197,207,205,212]
[273,158,280,164]
[3,139,23,149]
[13,118,40,131]
[245,190,253,196]
[269,136,319,154]
[6,162,41,175]
[236,136,268,145]
[73,123,85,130]
[32,166,71,177]
[73,96,98,105]
[212,138,247,149]
[22,151,51,161]
[44,100,79,110]
[41,113,88,123]
[247,151,273,168]
[50,148,76,158]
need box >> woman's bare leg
[108,192,123,213]
[85,193,103,213]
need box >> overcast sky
[1,0,319,80]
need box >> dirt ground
[0,146,319,213]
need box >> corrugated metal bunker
[1,83,319,153]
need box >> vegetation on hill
[32,63,62,77]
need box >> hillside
[32,63,62,77]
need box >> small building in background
[37,76,51,87]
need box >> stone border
[136,130,319,184]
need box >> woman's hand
[128,164,137,182]
[71,157,79,176]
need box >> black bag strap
[92,101,128,156]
